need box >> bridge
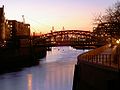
[35,30,104,48]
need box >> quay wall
[73,62,120,90]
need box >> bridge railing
[77,44,120,69]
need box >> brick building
[0,5,31,47]
[7,20,30,47]
[0,5,5,42]
[0,6,11,43]
[8,20,30,38]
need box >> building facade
[8,20,31,47]
[0,5,31,47]
[0,5,5,42]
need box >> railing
[80,54,120,69]
[77,44,120,69]
[78,44,110,59]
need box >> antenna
[51,26,55,33]
[22,15,25,23]
[52,26,54,31]
[62,26,65,31]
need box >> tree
[93,1,120,39]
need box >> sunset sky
[1,0,116,34]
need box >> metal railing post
[118,54,119,69]
[109,54,111,66]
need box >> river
[0,46,89,90]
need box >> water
[0,46,88,90]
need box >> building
[0,5,5,42]
[0,6,11,43]
[0,5,31,47]
[93,22,111,44]
[8,20,30,37]
[4,19,10,41]
[8,20,31,47]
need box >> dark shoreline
[0,47,47,74]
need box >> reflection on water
[0,46,88,90]
[27,74,32,90]
[41,46,87,63]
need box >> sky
[0,0,117,34]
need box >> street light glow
[116,40,120,44]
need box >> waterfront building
[0,5,31,48]
[93,22,118,45]
[7,20,31,47]
[0,5,5,42]
[8,20,30,37]
[4,20,11,41]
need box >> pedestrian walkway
[78,44,120,70]
[73,44,120,90]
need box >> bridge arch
[41,30,96,46]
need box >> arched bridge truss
[41,30,97,46]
